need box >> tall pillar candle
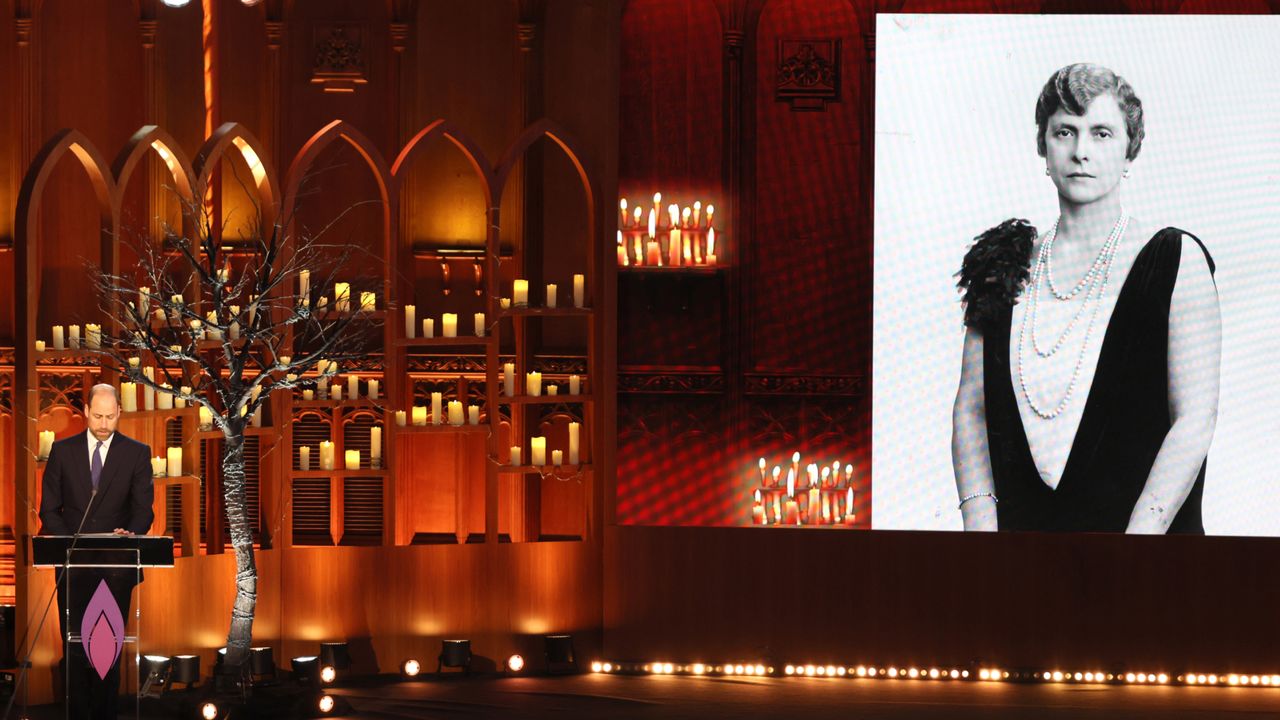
[143,367,156,410]
[139,287,151,315]
[513,279,529,306]
[573,274,585,308]
[319,441,334,470]
[441,313,457,337]
[503,363,515,396]
[526,371,542,397]
[120,383,137,412]
[344,450,360,470]
[467,405,480,425]
[359,291,376,311]
[166,447,183,477]
[370,427,382,464]
[530,437,546,466]
[368,379,379,400]
[569,375,581,395]
[509,446,522,466]
[334,283,351,312]
[157,384,173,410]
[330,383,342,402]
[299,446,311,471]
[404,305,416,338]
[85,324,101,350]
[411,406,426,426]
[474,312,485,337]
[347,375,359,400]
[431,392,442,425]
[568,422,580,465]
[447,400,463,426]
[545,284,557,308]
[422,318,434,338]
[68,325,80,349]
[52,325,64,351]
[38,430,54,460]
[298,269,310,301]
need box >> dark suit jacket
[38,430,155,537]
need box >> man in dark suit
[39,383,154,720]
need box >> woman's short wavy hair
[1035,63,1144,161]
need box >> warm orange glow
[202,0,215,215]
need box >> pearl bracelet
[958,492,998,509]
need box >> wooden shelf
[192,426,276,440]
[499,307,593,318]
[309,309,387,322]
[394,424,489,434]
[395,337,490,348]
[497,464,593,476]
[120,408,196,419]
[618,265,725,276]
[291,469,389,478]
[498,394,593,406]
[291,398,384,409]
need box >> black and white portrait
[871,15,1280,535]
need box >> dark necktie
[91,441,104,490]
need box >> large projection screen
[873,14,1280,534]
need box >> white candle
[166,447,183,477]
[411,406,426,426]
[52,325,64,351]
[474,312,485,337]
[503,363,515,397]
[334,282,351,312]
[85,324,101,350]
[360,291,376,311]
[68,325,80,349]
[447,400,463,426]
[38,430,54,460]
[510,446,522,466]
[404,305,416,338]
[368,379,379,400]
[467,405,480,425]
[526,371,542,397]
[396,410,407,427]
[198,406,212,429]
[345,450,360,470]
[431,393,443,425]
[330,383,343,402]
[176,386,191,408]
[143,367,155,410]
[545,283,557,308]
[205,311,222,341]
[302,389,315,401]
[441,313,457,338]
[569,375,581,395]
[157,384,173,410]
[139,287,150,315]
[573,274,585,308]
[151,456,166,477]
[500,298,511,310]
[121,383,137,412]
[707,227,716,260]
[370,427,382,462]
[229,320,240,340]
[530,437,546,466]
[34,340,45,352]
[569,422,580,465]
[298,270,310,301]
[423,318,434,338]
[513,279,529,306]
[552,449,563,467]
[319,441,334,470]
[546,385,558,396]
[347,375,359,400]
[299,446,311,471]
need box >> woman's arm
[952,327,998,531]
[1127,237,1221,534]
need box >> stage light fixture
[162,0,191,7]
[507,654,525,673]
[214,647,227,666]
[139,655,172,697]
[169,654,200,688]
[590,661,602,673]
[292,656,319,684]
[319,642,351,671]
[320,665,337,684]
[438,639,472,674]
[200,702,219,720]
[544,634,577,673]
[318,694,335,713]
[402,659,422,678]
[250,646,276,682]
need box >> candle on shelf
[396,410,407,427]
[278,355,291,368]
[206,311,223,341]
[166,447,183,477]
[423,318,435,338]
[68,325,81,349]
[551,450,563,467]
[758,458,767,485]
[473,312,485,337]
[707,228,717,265]
[786,469,796,498]
[573,274,585,308]
[784,499,800,525]
[431,392,442,426]
[510,446,522,466]
[447,400,463,426]
[693,200,702,227]
[500,298,511,310]
[229,320,240,340]
[38,430,54,460]
[198,406,212,430]
[314,296,326,313]
[404,304,416,338]
[127,357,141,372]
[157,384,173,410]
[619,197,628,226]
[633,205,642,227]
[120,383,138,412]
[773,496,782,524]
[844,488,856,525]
[85,324,101,350]
[298,269,310,301]
[189,319,203,339]
[317,377,328,399]
[530,437,547,466]
[151,456,166,477]
[647,208,656,240]
[821,466,831,489]
[347,375,359,400]
[752,504,766,526]
[334,283,351,312]
[299,446,311,471]
[546,385,558,396]
[503,363,515,396]
[143,368,156,410]
[368,379,380,400]
[176,386,191,408]
[822,494,832,525]
[467,405,480,425]
[370,426,382,465]
[645,240,661,266]
[617,236,628,267]
[568,422,580,465]
[513,280,529,307]
[633,235,643,265]
[669,226,682,267]
[545,284,557,308]
[683,235,693,264]
[706,204,714,229]
[35,340,45,352]
[345,450,360,471]
[845,464,854,489]
[302,389,314,401]
[526,371,542,397]
[52,326,65,351]
[411,406,427,426]
[772,466,781,488]
[319,441,335,470]
[330,383,343,402]
[360,291,376,312]
[569,375,581,395]
[138,287,151,315]
[808,484,821,524]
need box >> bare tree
[88,181,380,683]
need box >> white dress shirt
[86,429,116,466]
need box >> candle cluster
[617,194,719,268]
[501,363,584,398]
[511,275,587,309]
[512,422,580,467]
[36,323,103,352]
[302,275,377,314]
[396,394,482,427]
[751,452,857,527]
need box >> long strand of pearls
[1045,212,1127,300]
[1018,212,1129,420]
[1031,212,1129,357]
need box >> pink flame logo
[81,579,125,680]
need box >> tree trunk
[220,420,257,672]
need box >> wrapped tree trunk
[220,418,257,675]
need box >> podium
[32,535,174,720]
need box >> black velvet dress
[959,222,1214,533]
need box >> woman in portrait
[951,63,1221,533]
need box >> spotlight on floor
[250,646,277,685]
[438,639,472,674]
[507,654,525,673]
[319,641,351,672]
[199,701,219,720]
[320,665,337,684]
[402,658,422,678]
[172,654,201,689]
[292,655,320,684]
[544,634,577,673]
[140,654,171,697]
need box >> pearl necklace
[1017,211,1129,420]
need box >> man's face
[87,392,120,442]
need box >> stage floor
[20,673,1280,719]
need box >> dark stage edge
[14,674,1280,720]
